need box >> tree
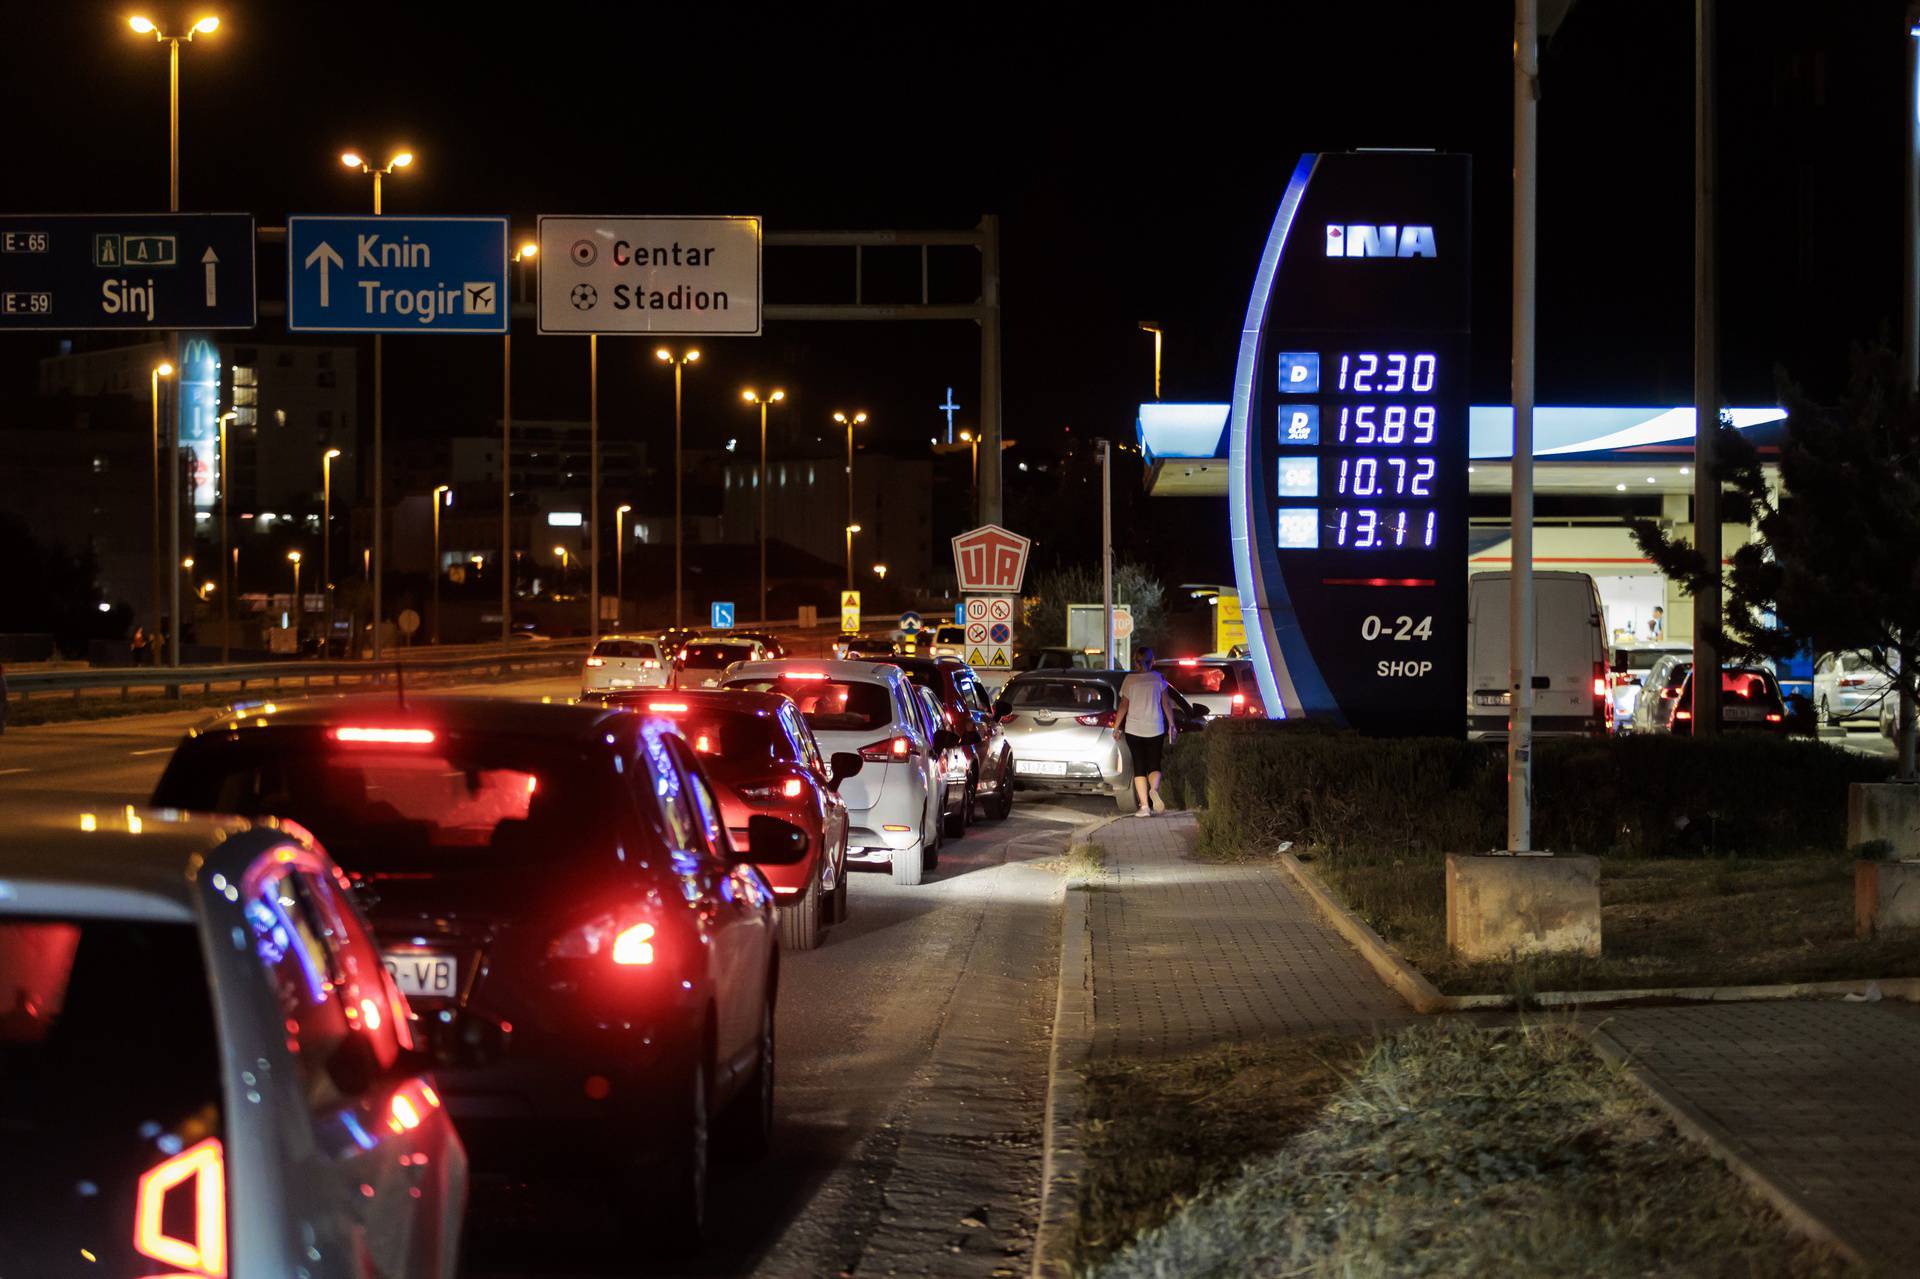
[1021,562,1168,652]
[1629,345,1920,777]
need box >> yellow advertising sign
[1214,591,1246,654]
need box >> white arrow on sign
[201,246,219,306]
[303,240,344,307]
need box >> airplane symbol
[461,281,496,315]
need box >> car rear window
[0,917,224,1277]
[594,639,658,660]
[935,626,965,643]
[1614,647,1685,674]
[153,734,612,870]
[680,642,753,668]
[726,678,895,733]
[1159,663,1236,695]
[649,707,787,762]
[1005,679,1116,712]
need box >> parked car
[993,670,1205,809]
[721,631,789,660]
[834,634,900,660]
[150,696,804,1243]
[1634,654,1694,735]
[1813,650,1895,727]
[910,681,975,836]
[1466,571,1610,740]
[672,637,773,689]
[0,806,467,1278]
[1154,656,1263,719]
[582,633,670,694]
[723,660,952,885]
[847,653,1016,830]
[1668,667,1789,734]
[928,624,967,660]
[1607,642,1691,732]
[597,688,858,950]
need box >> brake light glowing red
[1178,658,1198,667]
[390,1092,422,1132]
[642,658,661,669]
[1767,712,1783,722]
[1232,692,1247,707]
[333,727,435,745]
[134,1137,224,1277]
[649,702,689,713]
[1593,678,1607,698]
[612,922,656,965]
[860,736,914,761]
[1839,677,1867,688]
[782,671,829,680]
[1076,711,1115,727]
[585,657,606,667]
[782,777,805,799]
[694,734,715,753]
[1675,709,1693,720]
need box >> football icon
[569,283,598,310]
[570,239,598,267]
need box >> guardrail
[4,640,592,706]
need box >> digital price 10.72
[1334,455,1435,497]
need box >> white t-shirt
[1118,671,1168,736]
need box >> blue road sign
[711,601,735,629]
[899,610,922,633]
[955,604,965,625]
[287,216,508,334]
[0,213,256,330]
[989,621,1012,644]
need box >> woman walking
[1114,646,1175,817]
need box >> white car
[724,660,952,885]
[0,806,467,1278]
[1607,642,1691,732]
[994,672,1135,808]
[927,625,967,660]
[1154,656,1262,719]
[1814,650,1895,727]
[581,633,669,694]
[672,637,772,689]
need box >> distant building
[721,449,932,588]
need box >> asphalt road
[0,674,1104,1278]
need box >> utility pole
[589,334,600,642]
[1901,5,1920,778]
[1692,0,1722,738]
[1508,0,1539,851]
[1099,439,1114,669]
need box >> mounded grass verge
[1082,1021,1856,1279]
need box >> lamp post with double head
[741,388,786,624]
[615,503,632,629]
[654,348,701,627]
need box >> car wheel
[834,870,849,924]
[639,1052,710,1252]
[1819,696,1833,727]
[718,996,775,1161]
[943,781,970,839]
[891,839,926,886]
[778,876,823,951]
[992,758,1015,819]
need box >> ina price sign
[1229,151,1470,736]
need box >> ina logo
[1325,224,1437,258]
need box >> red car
[600,688,859,950]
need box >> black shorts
[1124,731,1165,775]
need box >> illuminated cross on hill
[939,388,960,444]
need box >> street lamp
[1137,322,1164,401]
[873,563,888,580]
[339,147,413,660]
[149,360,174,650]
[553,544,569,593]
[654,347,701,626]
[833,411,868,565]
[615,503,632,629]
[959,428,980,517]
[322,447,342,632]
[844,524,862,591]
[287,550,303,647]
[218,410,234,662]
[431,485,450,644]
[127,13,220,212]
[502,239,537,644]
[742,388,786,624]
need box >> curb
[1069,809,1133,851]
[1583,1025,1869,1269]
[1032,880,1093,1279]
[1277,852,1920,1011]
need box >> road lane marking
[129,747,175,756]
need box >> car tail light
[612,922,655,965]
[860,735,915,761]
[548,913,657,965]
[586,657,606,667]
[1076,711,1115,727]
[333,726,435,745]
[742,775,809,804]
[1674,708,1693,720]
[1232,692,1247,709]
[1592,662,1608,701]
[1767,712,1783,722]
[648,701,688,713]
[693,734,716,753]
[782,671,829,680]
[135,1137,224,1278]
[1839,677,1867,688]
[642,658,661,669]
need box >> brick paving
[1599,1001,1920,1271]
[1085,811,1412,1059]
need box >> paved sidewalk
[1085,811,1411,1059]
[1598,1001,1920,1271]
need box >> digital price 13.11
[1333,507,1437,549]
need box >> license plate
[1724,706,1765,722]
[1018,759,1068,776]
[384,952,459,998]
[1473,691,1511,707]
[610,677,635,688]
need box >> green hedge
[1178,720,1893,860]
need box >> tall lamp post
[844,524,862,591]
[654,348,701,627]
[287,550,303,647]
[218,410,234,662]
[958,428,980,521]
[322,447,341,640]
[741,388,786,624]
[833,411,868,565]
[339,147,414,659]
[503,239,536,645]
[615,503,632,630]
[148,360,174,650]
[1137,322,1163,401]
[430,484,450,644]
[130,12,219,666]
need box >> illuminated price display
[1228,151,1470,736]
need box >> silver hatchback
[995,674,1131,803]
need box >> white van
[1466,571,1609,741]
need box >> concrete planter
[1855,859,1920,938]
[1846,782,1920,858]
[1445,853,1602,962]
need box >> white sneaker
[1136,805,1152,818]
[1149,790,1167,814]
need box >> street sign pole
[1099,439,1114,669]
[1510,0,1539,848]
[589,334,600,643]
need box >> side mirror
[828,751,863,789]
[746,814,809,865]
[993,699,1012,719]
[933,729,959,752]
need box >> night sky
[2,1,1908,579]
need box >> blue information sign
[710,601,735,629]
[0,213,256,330]
[898,610,922,633]
[287,216,508,334]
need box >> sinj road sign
[537,216,762,336]
[287,216,508,334]
[0,213,256,330]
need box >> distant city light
[96,601,111,613]
[547,511,583,527]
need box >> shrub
[1179,719,1891,860]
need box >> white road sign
[537,215,762,336]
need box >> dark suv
[150,695,808,1243]
[847,654,1014,831]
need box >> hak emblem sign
[1324,224,1437,258]
[951,525,1032,595]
